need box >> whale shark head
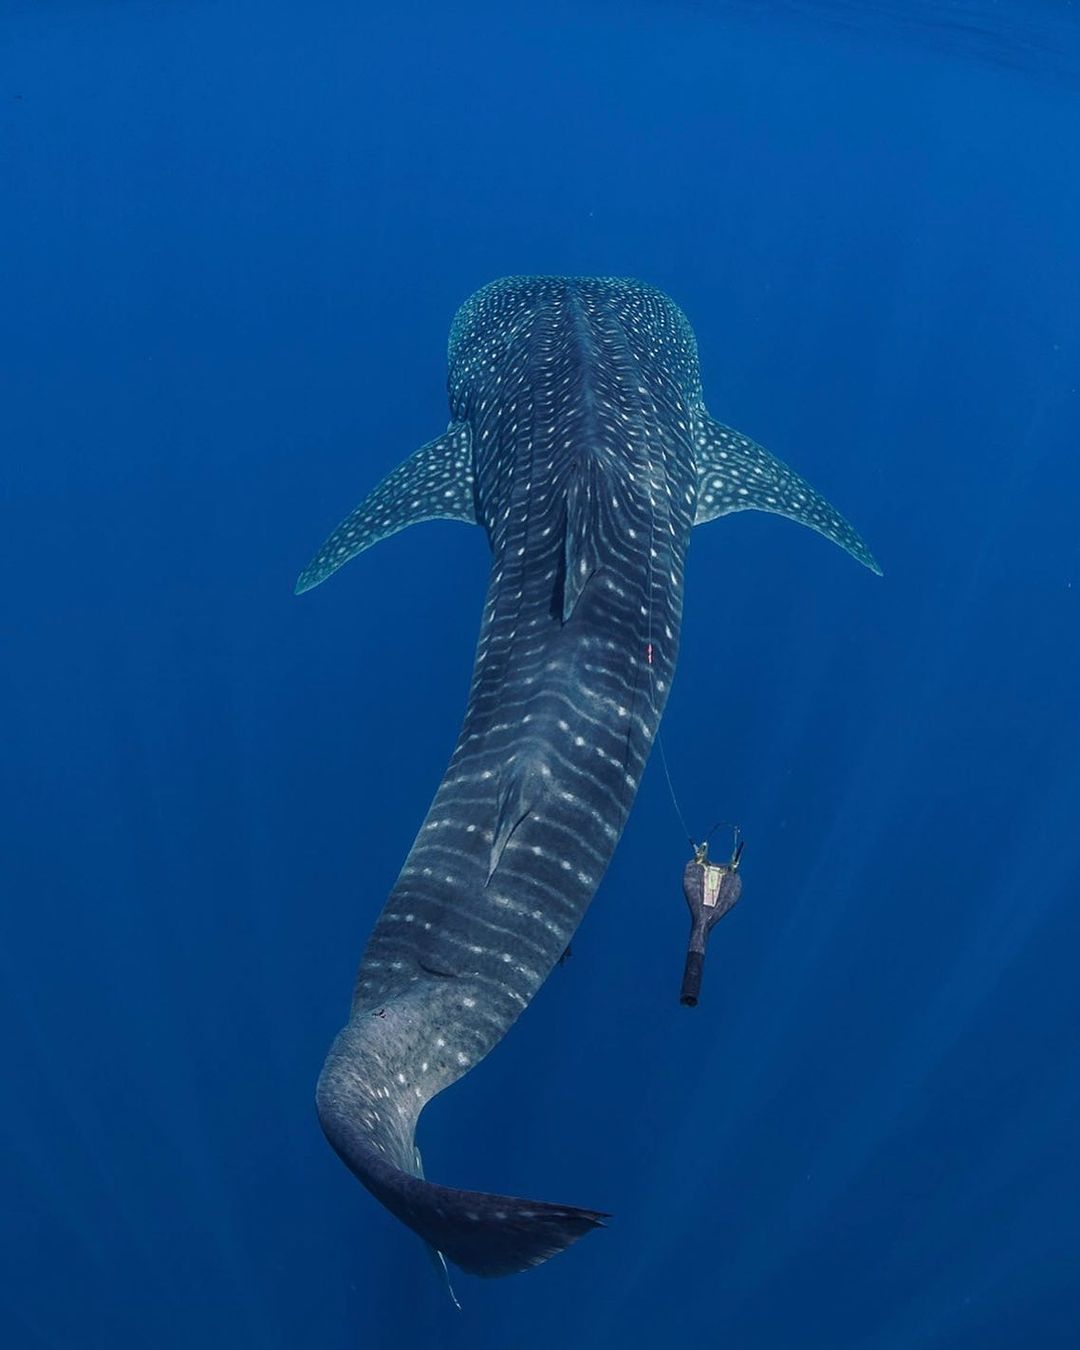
[446,274,702,417]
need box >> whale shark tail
[359,1147,608,1277]
[316,1049,608,1277]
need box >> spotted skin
[295,423,475,594]
[693,420,882,574]
[298,276,878,1280]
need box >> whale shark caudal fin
[693,415,882,574]
[321,1115,608,1277]
[365,1158,608,1278]
[294,422,476,594]
[316,1034,609,1278]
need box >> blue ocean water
[3,2,1079,1346]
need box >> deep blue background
[3,3,1079,1346]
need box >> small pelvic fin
[295,422,475,594]
[488,757,550,882]
[693,415,881,574]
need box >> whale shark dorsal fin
[561,455,601,622]
[295,422,476,594]
[693,415,881,575]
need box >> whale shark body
[296,276,878,1281]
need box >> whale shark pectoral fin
[693,415,882,575]
[294,422,476,594]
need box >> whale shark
[296,276,879,1281]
